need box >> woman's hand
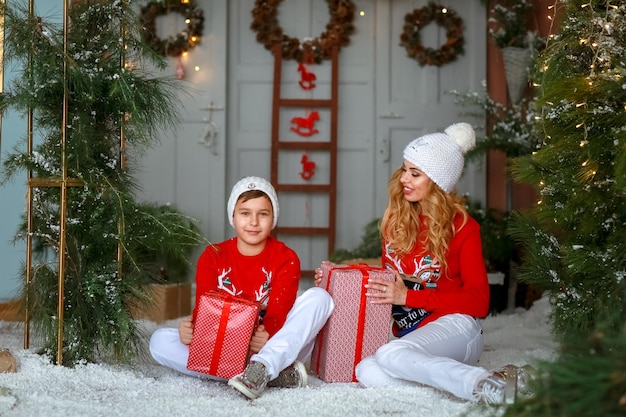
[178,317,194,345]
[365,271,408,305]
[249,324,269,354]
[313,261,334,287]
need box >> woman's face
[400,160,431,203]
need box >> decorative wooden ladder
[269,44,338,277]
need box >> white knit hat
[227,176,279,229]
[402,123,476,193]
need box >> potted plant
[127,204,205,324]
[488,0,545,103]
[329,218,382,265]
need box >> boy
[150,176,334,399]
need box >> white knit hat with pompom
[402,122,476,193]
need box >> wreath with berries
[140,0,204,58]
[399,3,465,67]
[250,0,356,64]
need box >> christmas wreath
[400,3,465,67]
[250,0,355,64]
[140,0,204,58]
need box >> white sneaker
[474,373,508,404]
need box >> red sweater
[383,214,489,336]
[192,236,300,337]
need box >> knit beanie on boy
[227,176,279,229]
[402,122,476,193]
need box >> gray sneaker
[268,361,308,388]
[228,361,270,400]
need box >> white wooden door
[373,0,487,215]
[225,0,487,273]
[135,0,228,265]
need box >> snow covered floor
[0,296,556,417]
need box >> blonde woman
[316,123,531,404]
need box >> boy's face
[233,195,274,255]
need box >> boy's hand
[314,261,333,287]
[178,317,194,345]
[249,324,269,353]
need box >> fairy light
[576,122,585,128]
[582,160,588,167]
[359,10,365,17]
[580,140,589,147]
[194,65,200,71]
[182,51,188,57]
[442,8,448,14]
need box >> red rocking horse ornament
[300,153,316,180]
[290,111,320,137]
[298,63,317,90]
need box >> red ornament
[300,153,316,180]
[297,63,317,90]
[290,111,320,137]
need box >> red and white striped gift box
[187,291,260,379]
[311,264,394,382]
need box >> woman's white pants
[149,287,334,380]
[355,313,491,401]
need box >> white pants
[150,287,334,380]
[355,313,490,401]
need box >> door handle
[379,112,404,119]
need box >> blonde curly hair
[380,166,468,273]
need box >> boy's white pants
[355,313,491,401]
[150,287,334,380]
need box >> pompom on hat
[227,176,279,229]
[402,122,476,193]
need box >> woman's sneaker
[228,361,270,400]
[474,373,508,404]
[268,361,308,388]
[474,364,536,405]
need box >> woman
[316,123,530,404]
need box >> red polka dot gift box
[311,263,394,382]
[187,291,260,379]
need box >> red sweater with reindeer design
[192,236,300,337]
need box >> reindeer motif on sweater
[192,236,301,337]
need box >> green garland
[140,0,204,58]
[250,0,355,64]
[400,2,465,67]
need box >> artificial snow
[0,296,556,417]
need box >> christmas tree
[0,1,205,365]
[502,1,626,415]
